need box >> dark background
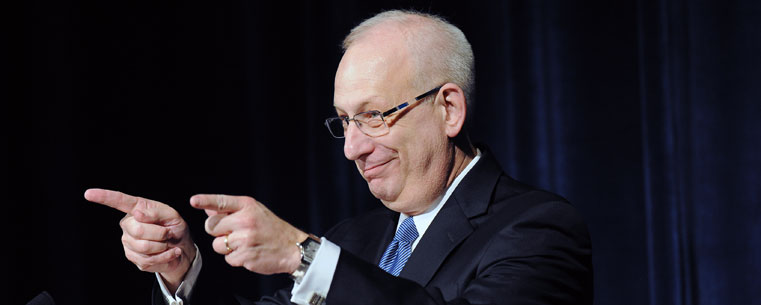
[3,0,760,304]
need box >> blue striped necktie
[378,217,419,276]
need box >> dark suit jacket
[156,148,593,305]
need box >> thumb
[132,198,182,226]
[133,209,187,241]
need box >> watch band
[290,234,321,284]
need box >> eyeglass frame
[324,85,443,139]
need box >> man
[85,10,593,305]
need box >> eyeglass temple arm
[382,86,442,117]
[383,102,409,117]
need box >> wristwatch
[290,234,321,284]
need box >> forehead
[333,32,415,114]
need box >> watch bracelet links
[290,233,321,284]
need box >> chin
[367,178,401,203]
[369,185,417,214]
[379,198,423,215]
[379,200,403,213]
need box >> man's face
[333,31,453,215]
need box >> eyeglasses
[324,86,442,139]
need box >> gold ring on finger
[224,235,232,254]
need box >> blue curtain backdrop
[4,1,760,305]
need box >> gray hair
[342,10,475,112]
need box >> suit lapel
[398,196,473,286]
[398,147,503,286]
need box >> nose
[343,122,373,161]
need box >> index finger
[190,194,243,213]
[84,188,139,214]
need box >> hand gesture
[190,194,308,275]
[84,188,196,292]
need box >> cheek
[408,126,446,165]
[382,113,447,176]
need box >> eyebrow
[334,96,387,114]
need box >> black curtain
[4,1,760,305]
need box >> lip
[362,159,394,179]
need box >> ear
[438,83,468,138]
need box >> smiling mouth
[362,159,394,178]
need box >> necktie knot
[379,217,419,276]
[395,217,419,244]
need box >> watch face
[291,237,321,284]
[302,238,321,263]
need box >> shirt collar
[397,148,482,251]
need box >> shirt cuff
[156,244,202,305]
[290,237,340,305]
